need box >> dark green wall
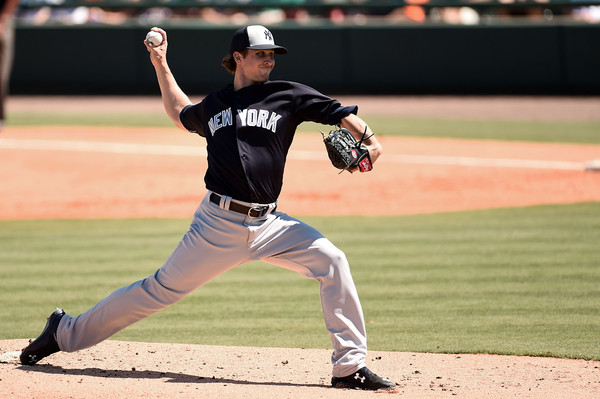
[12,25,600,95]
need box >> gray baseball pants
[56,192,367,377]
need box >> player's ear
[233,52,243,63]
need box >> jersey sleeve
[179,104,206,137]
[292,83,358,125]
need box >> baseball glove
[321,126,373,173]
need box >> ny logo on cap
[264,29,273,41]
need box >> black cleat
[20,308,65,365]
[331,366,396,391]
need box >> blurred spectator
[13,0,600,27]
[0,0,19,134]
[404,5,426,23]
[573,5,600,23]
[431,6,480,25]
[137,7,173,25]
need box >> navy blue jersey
[180,80,357,204]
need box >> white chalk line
[0,138,587,171]
[0,138,207,157]
[383,154,585,171]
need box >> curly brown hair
[221,50,249,75]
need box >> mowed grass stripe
[8,112,600,144]
[1,202,599,360]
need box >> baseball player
[20,25,395,391]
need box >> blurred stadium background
[10,0,600,95]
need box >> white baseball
[146,31,163,46]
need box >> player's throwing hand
[144,27,167,63]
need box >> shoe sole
[331,379,396,391]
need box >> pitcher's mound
[2,339,598,398]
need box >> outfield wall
[12,25,600,95]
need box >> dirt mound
[2,340,598,399]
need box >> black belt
[210,193,275,218]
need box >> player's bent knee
[311,239,351,278]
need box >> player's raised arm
[144,27,193,131]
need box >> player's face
[237,49,275,84]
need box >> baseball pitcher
[20,25,395,391]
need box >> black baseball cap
[229,25,288,55]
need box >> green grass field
[8,112,600,144]
[2,203,599,360]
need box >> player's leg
[0,17,14,133]
[253,213,395,390]
[251,213,367,376]
[37,195,249,357]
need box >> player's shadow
[19,363,327,389]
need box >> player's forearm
[145,27,192,131]
[340,114,383,164]
[153,63,192,131]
